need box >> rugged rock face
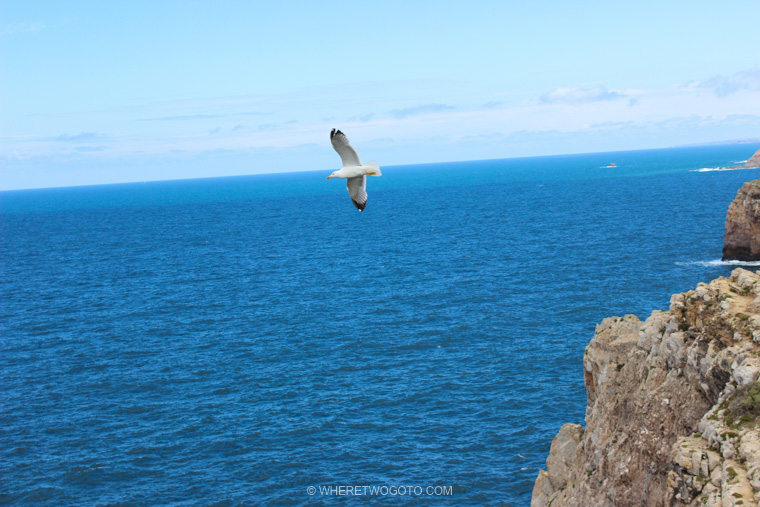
[723,180,760,261]
[532,269,760,507]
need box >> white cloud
[691,68,760,97]
[257,120,298,132]
[347,112,375,122]
[1,21,47,35]
[56,132,102,142]
[540,86,625,104]
[388,103,455,119]
[74,146,107,152]
[139,111,268,121]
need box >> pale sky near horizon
[2,0,760,190]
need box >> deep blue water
[2,144,759,506]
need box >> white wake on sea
[691,165,758,173]
[677,259,760,267]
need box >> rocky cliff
[532,269,760,507]
[723,180,760,261]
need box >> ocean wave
[677,259,760,267]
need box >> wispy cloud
[1,22,47,35]
[74,146,107,152]
[540,86,625,105]
[56,132,102,142]
[691,68,760,97]
[257,120,298,132]
[589,121,635,129]
[388,103,455,119]
[348,113,375,122]
[461,132,505,140]
[654,113,760,129]
[139,111,268,121]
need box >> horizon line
[3,139,759,193]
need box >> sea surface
[2,144,760,506]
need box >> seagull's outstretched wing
[346,175,367,212]
[331,129,362,167]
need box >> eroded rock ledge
[532,269,760,507]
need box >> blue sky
[2,0,760,190]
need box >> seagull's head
[326,171,337,179]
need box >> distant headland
[727,148,760,169]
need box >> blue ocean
[2,144,759,506]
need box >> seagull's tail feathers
[364,161,382,177]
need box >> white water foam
[692,166,759,173]
[677,259,760,267]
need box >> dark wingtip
[330,128,336,138]
[351,199,366,212]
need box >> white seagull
[327,128,382,212]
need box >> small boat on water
[605,162,617,168]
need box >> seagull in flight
[326,129,382,212]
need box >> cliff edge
[723,180,760,261]
[532,269,760,507]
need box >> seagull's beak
[326,175,332,179]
